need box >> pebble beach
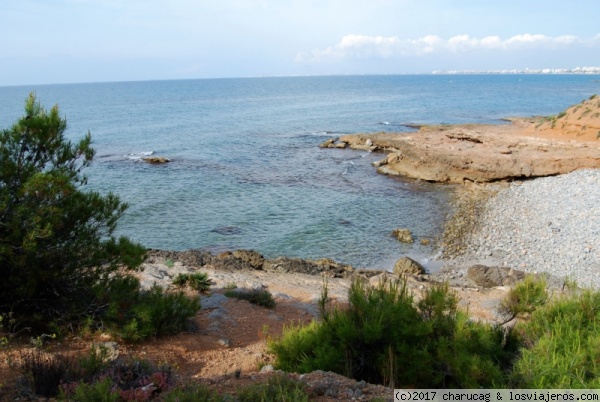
[464,169,600,287]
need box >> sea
[0,74,598,270]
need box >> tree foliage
[0,94,146,330]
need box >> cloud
[296,33,600,62]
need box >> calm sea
[1,75,598,269]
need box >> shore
[322,95,600,183]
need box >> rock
[260,365,275,373]
[232,250,265,270]
[333,142,347,149]
[263,257,353,278]
[218,338,230,348]
[392,228,414,243]
[466,265,525,288]
[91,342,119,362]
[393,257,426,276]
[319,138,336,148]
[365,139,373,146]
[142,157,170,164]
[420,238,431,245]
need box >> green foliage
[96,276,200,342]
[270,278,517,388]
[511,290,600,388]
[235,374,309,402]
[225,288,276,309]
[173,272,212,292]
[161,384,222,402]
[0,94,146,331]
[59,378,120,402]
[499,276,548,322]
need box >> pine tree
[0,94,145,330]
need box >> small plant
[20,350,74,398]
[590,94,597,100]
[225,288,276,309]
[165,259,175,268]
[224,282,238,290]
[235,373,309,402]
[172,272,212,292]
[59,377,120,402]
[161,384,222,402]
[556,111,567,119]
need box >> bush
[235,373,309,402]
[511,289,600,388]
[19,350,75,398]
[270,278,517,388]
[96,276,200,342]
[173,272,212,292]
[225,288,276,309]
[499,276,548,323]
[160,384,222,402]
[0,94,145,331]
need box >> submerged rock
[392,228,414,243]
[142,157,170,164]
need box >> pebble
[465,169,600,288]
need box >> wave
[125,151,154,161]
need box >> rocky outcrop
[338,112,600,183]
[392,228,414,243]
[263,257,354,278]
[393,257,426,276]
[319,138,349,149]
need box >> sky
[1,0,600,86]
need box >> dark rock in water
[466,265,525,288]
[393,257,426,276]
[211,226,242,235]
[392,228,414,243]
[338,219,352,226]
[142,157,170,164]
[263,257,354,278]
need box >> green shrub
[161,384,222,402]
[225,288,276,309]
[59,377,120,402]
[270,278,516,388]
[511,290,600,388]
[173,272,212,292]
[235,373,309,402]
[499,276,548,323]
[0,94,145,332]
[96,276,200,342]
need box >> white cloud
[296,33,600,62]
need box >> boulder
[91,342,119,363]
[392,228,414,243]
[319,138,336,148]
[466,265,525,288]
[142,157,170,164]
[393,257,426,276]
[232,249,265,270]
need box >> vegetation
[225,288,276,309]
[270,276,600,389]
[270,278,518,388]
[172,272,212,292]
[0,95,198,341]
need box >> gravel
[464,169,600,287]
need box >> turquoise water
[1,75,598,269]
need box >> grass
[225,288,276,309]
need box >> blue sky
[1,0,600,85]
